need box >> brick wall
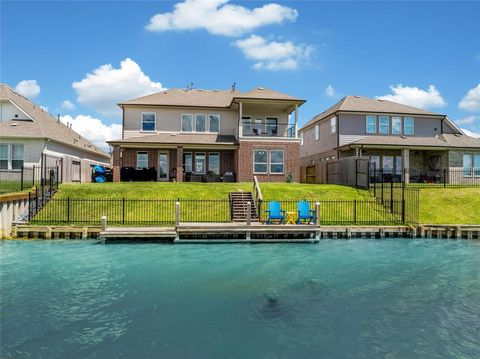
[237,140,300,182]
[112,146,120,182]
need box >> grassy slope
[54,182,370,200]
[419,188,480,224]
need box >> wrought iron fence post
[381,169,384,204]
[56,166,59,190]
[122,198,125,224]
[390,180,394,214]
[353,199,357,224]
[35,186,39,217]
[28,191,31,221]
[67,198,70,223]
[443,168,446,188]
[20,165,24,191]
[32,165,36,186]
[373,162,376,197]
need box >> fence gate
[306,166,316,184]
[71,161,81,182]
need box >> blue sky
[1,0,479,149]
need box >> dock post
[246,201,251,226]
[46,226,52,240]
[101,215,107,231]
[346,228,351,239]
[379,228,385,239]
[315,202,320,226]
[455,226,461,239]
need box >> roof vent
[401,136,407,139]
[454,133,462,137]
[257,87,264,90]
[354,96,360,98]
[10,123,18,126]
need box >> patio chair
[265,201,285,224]
[296,200,316,224]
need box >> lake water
[1,239,480,359]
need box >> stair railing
[253,176,263,219]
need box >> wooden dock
[9,223,480,242]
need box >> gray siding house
[299,95,480,184]
[0,84,110,183]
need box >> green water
[1,239,479,358]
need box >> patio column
[112,146,121,182]
[294,104,299,138]
[176,146,183,182]
[238,101,243,137]
[402,148,410,183]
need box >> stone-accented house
[108,86,304,182]
[0,84,110,183]
[299,95,480,183]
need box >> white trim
[253,148,268,174]
[3,99,35,122]
[314,124,320,140]
[141,112,156,132]
[366,115,377,134]
[330,116,337,134]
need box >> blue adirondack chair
[265,201,285,224]
[296,200,316,224]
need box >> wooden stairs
[229,192,259,222]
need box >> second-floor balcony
[240,119,297,138]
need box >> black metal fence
[0,164,59,194]
[370,168,480,188]
[259,198,417,225]
[30,198,232,225]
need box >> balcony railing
[241,121,297,138]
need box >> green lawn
[54,182,370,200]
[0,181,31,195]
[419,188,480,224]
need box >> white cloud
[146,0,298,37]
[72,58,165,117]
[15,80,40,99]
[455,115,478,126]
[376,84,446,109]
[324,84,337,97]
[458,84,480,112]
[61,115,121,152]
[461,128,480,138]
[61,100,76,111]
[233,35,313,71]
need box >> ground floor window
[369,155,402,174]
[136,151,148,170]
[0,143,24,170]
[463,154,480,177]
[253,149,284,174]
[253,149,268,173]
[208,153,220,174]
[270,150,284,174]
[195,152,206,174]
[184,152,193,173]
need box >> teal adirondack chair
[265,201,285,224]
[296,200,316,224]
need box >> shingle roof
[0,84,110,159]
[302,95,443,130]
[108,133,238,146]
[118,87,304,108]
[339,134,480,149]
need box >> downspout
[121,105,125,139]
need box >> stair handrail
[253,176,263,217]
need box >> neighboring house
[108,86,304,182]
[0,84,110,183]
[299,95,480,183]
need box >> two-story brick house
[108,86,304,182]
[299,95,480,183]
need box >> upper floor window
[265,117,278,136]
[392,117,402,134]
[195,114,206,132]
[379,116,389,134]
[253,119,263,135]
[404,117,414,135]
[137,151,148,170]
[181,114,193,132]
[300,132,304,146]
[315,124,320,140]
[366,115,376,134]
[242,117,252,135]
[330,117,337,134]
[209,115,220,133]
[141,113,156,131]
